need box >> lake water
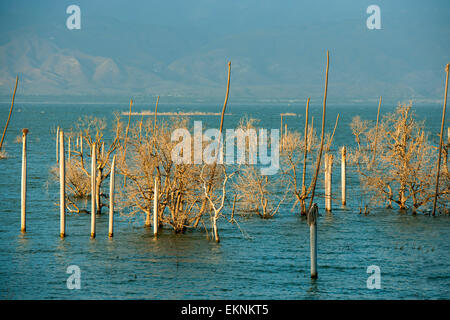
[0,102,449,299]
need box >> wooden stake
[325,154,333,212]
[0,75,18,152]
[432,63,449,216]
[108,155,116,238]
[341,146,346,206]
[308,204,318,279]
[21,128,28,233]
[59,130,66,238]
[153,176,159,236]
[91,143,96,238]
[68,136,71,163]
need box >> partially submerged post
[153,176,159,236]
[432,63,449,216]
[108,155,116,238]
[68,136,71,163]
[21,128,28,233]
[59,130,66,238]
[341,146,346,206]
[91,143,97,238]
[308,203,318,279]
[56,126,59,164]
[325,154,333,212]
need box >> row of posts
[21,127,160,238]
[323,146,347,212]
[21,130,351,235]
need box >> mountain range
[0,1,449,104]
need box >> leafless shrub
[350,102,449,213]
[50,115,121,213]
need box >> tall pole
[341,146,346,206]
[91,143,97,238]
[432,63,449,216]
[108,155,116,238]
[56,127,59,164]
[0,75,18,152]
[153,176,159,236]
[325,154,333,212]
[68,137,71,163]
[59,130,66,238]
[308,204,318,279]
[21,128,28,233]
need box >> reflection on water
[0,103,449,299]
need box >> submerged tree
[50,116,121,213]
[280,104,339,215]
[350,102,449,213]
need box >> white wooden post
[325,154,333,212]
[308,204,318,279]
[68,136,71,163]
[91,143,96,238]
[324,154,328,210]
[59,130,66,238]
[153,176,159,236]
[21,129,28,233]
[341,146,346,206]
[108,155,116,238]
[56,126,59,164]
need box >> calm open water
[0,102,449,299]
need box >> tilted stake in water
[0,75,18,152]
[21,128,28,233]
[432,63,449,216]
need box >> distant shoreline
[121,111,233,116]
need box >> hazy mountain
[0,1,449,103]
